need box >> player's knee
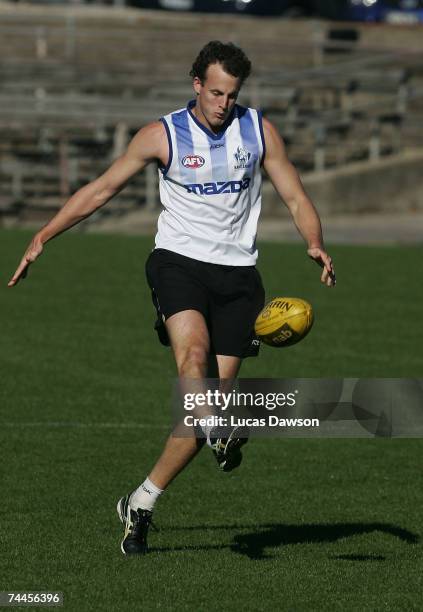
[177,344,208,377]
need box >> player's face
[193,63,241,132]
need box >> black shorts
[145,248,265,358]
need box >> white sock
[129,477,163,512]
[198,415,216,447]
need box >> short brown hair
[190,41,252,84]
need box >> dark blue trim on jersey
[159,117,173,176]
[257,110,266,166]
[187,99,236,141]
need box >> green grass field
[1,229,422,611]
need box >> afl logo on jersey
[182,155,205,169]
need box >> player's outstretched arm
[8,122,167,287]
[262,117,336,287]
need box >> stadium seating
[1,4,422,226]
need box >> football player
[8,41,335,555]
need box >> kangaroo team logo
[234,146,252,169]
[182,155,205,169]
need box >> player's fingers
[8,261,28,286]
[7,253,35,287]
[321,267,328,284]
[8,240,43,287]
[8,262,28,287]
[321,252,333,273]
[308,249,333,274]
[326,270,336,287]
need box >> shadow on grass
[330,554,386,561]
[151,523,418,560]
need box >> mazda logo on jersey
[182,155,205,169]
[185,177,250,195]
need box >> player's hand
[307,247,336,287]
[8,234,44,287]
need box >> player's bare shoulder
[262,116,278,136]
[128,121,168,168]
[261,116,289,168]
[262,117,286,151]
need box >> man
[8,41,335,556]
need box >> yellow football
[254,297,314,348]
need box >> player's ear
[193,76,202,96]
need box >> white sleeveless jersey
[155,100,266,265]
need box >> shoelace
[131,510,159,533]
